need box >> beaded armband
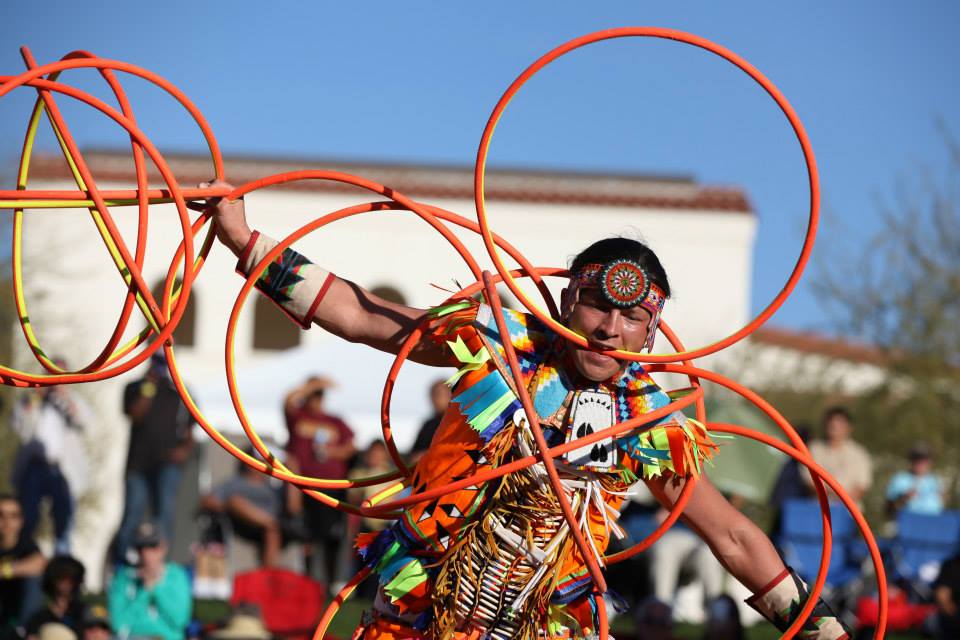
[235,231,335,329]
[746,567,851,639]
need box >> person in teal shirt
[108,522,191,640]
[886,442,944,517]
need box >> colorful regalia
[236,232,850,640]
[352,299,716,640]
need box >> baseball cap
[909,442,933,461]
[82,604,112,631]
[133,521,163,548]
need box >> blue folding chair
[889,510,960,591]
[777,498,862,590]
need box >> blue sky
[1,1,957,335]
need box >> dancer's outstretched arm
[646,473,783,592]
[205,180,454,367]
[646,473,851,639]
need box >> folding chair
[888,509,960,598]
[777,498,862,592]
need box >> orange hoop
[0,31,885,640]
[475,27,819,363]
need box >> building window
[252,297,302,351]
[152,279,196,347]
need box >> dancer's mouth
[582,342,618,367]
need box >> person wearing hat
[79,604,111,640]
[35,622,77,640]
[114,352,197,565]
[209,603,272,640]
[107,522,191,640]
[885,441,944,517]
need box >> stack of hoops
[0,28,887,639]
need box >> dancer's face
[562,287,651,382]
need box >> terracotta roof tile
[26,150,753,214]
[752,326,886,366]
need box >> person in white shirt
[11,376,92,554]
[805,406,873,506]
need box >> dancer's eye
[578,289,609,311]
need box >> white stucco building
[19,149,758,433]
[744,326,887,396]
[13,150,763,584]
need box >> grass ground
[312,597,926,639]
[108,595,927,638]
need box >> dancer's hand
[201,179,252,257]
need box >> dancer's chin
[572,348,620,382]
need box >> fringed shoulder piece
[423,299,553,446]
[619,412,721,479]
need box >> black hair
[570,237,671,298]
[237,445,270,475]
[822,406,852,425]
[792,422,812,444]
[42,555,85,597]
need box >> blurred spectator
[805,406,873,504]
[346,441,396,600]
[24,556,85,638]
[408,379,451,462]
[115,353,196,565]
[0,493,45,634]
[930,552,960,639]
[191,513,230,600]
[200,454,301,568]
[768,424,813,538]
[885,441,944,517]
[701,595,745,640]
[34,623,75,640]
[283,376,354,586]
[632,597,679,640]
[347,441,395,534]
[11,378,93,553]
[209,602,271,640]
[107,521,191,640]
[78,605,110,640]
[650,508,724,622]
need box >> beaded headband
[571,260,667,350]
